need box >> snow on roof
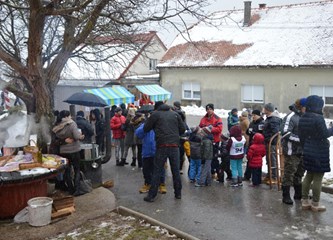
[61,31,163,80]
[159,1,333,68]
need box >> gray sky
[158,0,321,46]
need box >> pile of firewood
[51,196,75,220]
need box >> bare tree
[0,0,210,145]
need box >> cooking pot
[80,143,99,160]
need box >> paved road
[102,115,333,240]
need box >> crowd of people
[51,94,333,212]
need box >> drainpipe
[243,1,252,27]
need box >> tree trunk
[31,76,54,153]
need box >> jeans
[230,159,243,179]
[189,158,201,182]
[113,138,125,160]
[148,147,181,198]
[199,159,212,185]
[137,144,143,168]
[302,171,325,202]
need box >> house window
[149,59,157,71]
[182,82,201,100]
[241,85,264,103]
[310,85,333,105]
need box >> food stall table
[0,155,66,219]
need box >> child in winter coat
[188,127,202,183]
[195,126,214,187]
[135,120,167,194]
[217,133,232,183]
[226,125,246,187]
[246,133,266,186]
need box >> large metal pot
[80,143,99,160]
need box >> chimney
[243,1,252,27]
[259,3,266,9]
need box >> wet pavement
[102,115,333,240]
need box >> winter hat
[300,98,307,107]
[173,101,181,109]
[206,103,214,111]
[115,107,122,113]
[264,103,275,113]
[229,125,242,138]
[241,111,248,117]
[154,101,164,111]
[305,95,324,114]
[252,109,261,116]
[231,108,238,114]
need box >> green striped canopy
[135,84,171,102]
[84,86,135,106]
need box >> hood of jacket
[306,95,324,115]
[252,133,264,144]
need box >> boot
[131,157,136,167]
[311,201,326,212]
[293,184,302,200]
[282,186,293,205]
[230,178,238,187]
[237,176,243,187]
[121,158,128,165]
[116,159,124,166]
[301,198,311,210]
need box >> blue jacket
[135,123,156,158]
[227,112,239,130]
[299,95,333,173]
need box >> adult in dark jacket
[143,101,185,202]
[299,95,333,212]
[244,109,264,180]
[91,109,105,154]
[76,111,94,143]
[262,103,281,182]
[280,99,305,205]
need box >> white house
[158,1,333,116]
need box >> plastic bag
[79,171,93,194]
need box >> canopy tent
[135,84,171,102]
[84,86,135,106]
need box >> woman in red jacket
[247,133,266,186]
[110,107,127,166]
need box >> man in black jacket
[143,101,185,202]
[262,103,281,183]
[76,111,94,143]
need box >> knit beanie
[206,103,214,111]
[154,101,164,110]
[251,109,261,116]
